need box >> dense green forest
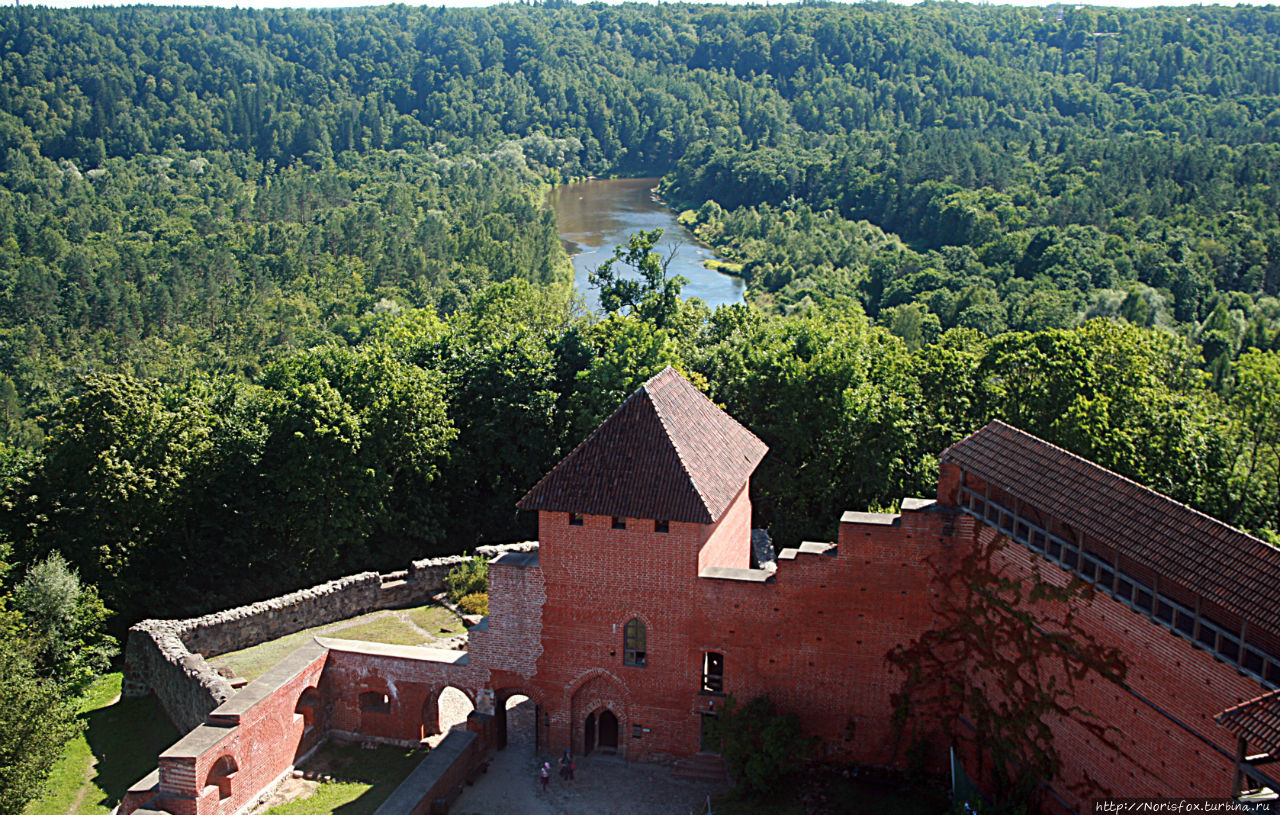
[5,2,1280,804]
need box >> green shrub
[711,696,815,793]
[445,556,488,603]
[457,592,489,616]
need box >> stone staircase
[672,753,731,786]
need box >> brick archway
[493,686,543,752]
[568,671,629,758]
[420,685,476,743]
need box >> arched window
[624,618,646,667]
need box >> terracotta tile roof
[1217,689,1280,754]
[517,367,767,524]
[943,420,1280,634]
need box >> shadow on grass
[82,693,180,809]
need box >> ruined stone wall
[124,543,535,733]
[123,619,237,734]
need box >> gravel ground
[451,699,729,815]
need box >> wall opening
[699,712,719,753]
[359,691,390,714]
[496,692,534,752]
[296,687,321,730]
[425,686,474,749]
[702,652,724,693]
[583,709,620,755]
[207,754,237,800]
[598,710,619,752]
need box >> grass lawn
[264,742,423,815]
[326,615,433,647]
[405,604,465,636]
[24,673,180,815]
[208,626,331,682]
[209,604,465,682]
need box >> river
[546,177,746,312]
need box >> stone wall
[123,619,237,735]
[125,543,536,733]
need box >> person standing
[540,761,550,792]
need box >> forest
[4,2,1280,807]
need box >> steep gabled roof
[942,420,1280,634]
[1217,689,1280,755]
[517,367,767,524]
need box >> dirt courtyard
[451,699,730,815]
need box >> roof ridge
[644,369,717,520]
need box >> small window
[1243,648,1265,675]
[1196,623,1217,649]
[1218,637,1240,662]
[624,618,646,667]
[633,725,643,738]
[655,519,669,534]
[612,516,627,530]
[1267,660,1280,686]
[1174,610,1195,636]
[569,513,584,527]
[702,652,724,693]
[1096,566,1114,590]
[359,691,390,714]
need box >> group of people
[539,750,576,792]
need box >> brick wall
[321,644,483,746]
[525,495,954,765]
[698,485,752,572]
[129,644,330,815]
[966,522,1263,806]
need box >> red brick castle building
[121,367,1280,814]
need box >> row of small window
[959,486,1280,689]
[570,514,669,533]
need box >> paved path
[451,700,729,815]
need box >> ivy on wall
[887,533,1128,806]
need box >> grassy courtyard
[262,742,424,815]
[207,604,464,682]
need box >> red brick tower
[516,367,767,758]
